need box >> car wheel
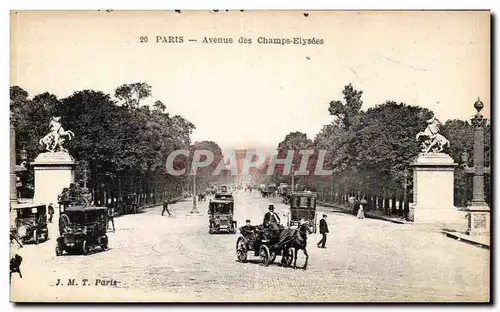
[33,230,39,245]
[82,240,89,255]
[55,247,62,256]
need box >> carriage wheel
[236,238,248,262]
[283,248,295,267]
[259,245,270,266]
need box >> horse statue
[39,117,75,153]
[415,117,450,153]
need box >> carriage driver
[263,205,282,239]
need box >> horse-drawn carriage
[208,195,237,234]
[287,192,318,233]
[236,222,310,269]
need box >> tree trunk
[398,195,403,216]
[391,196,397,215]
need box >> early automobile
[56,184,109,255]
[12,204,49,245]
[208,197,237,234]
[56,205,109,256]
[287,192,318,233]
[122,193,138,214]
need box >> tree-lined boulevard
[10,81,490,302]
[10,190,489,302]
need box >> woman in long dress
[357,202,365,219]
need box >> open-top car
[287,192,318,233]
[208,197,237,234]
[12,204,49,245]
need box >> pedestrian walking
[317,214,329,248]
[107,206,115,232]
[357,202,365,219]
[47,203,54,223]
[162,200,171,216]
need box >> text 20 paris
[139,36,324,45]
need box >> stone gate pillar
[32,152,75,206]
[409,154,460,223]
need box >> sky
[10,10,490,153]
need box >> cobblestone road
[10,191,489,302]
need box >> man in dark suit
[263,205,280,228]
[317,214,329,248]
[162,199,171,216]
[240,219,256,240]
[263,205,281,239]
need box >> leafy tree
[350,101,433,196]
[115,82,152,108]
[328,83,363,131]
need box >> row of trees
[11,83,219,207]
[269,84,490,213]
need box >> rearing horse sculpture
[39,117,75,152]
[415,117,450,153]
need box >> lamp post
[461,97,490,236]
[190,171,199,214]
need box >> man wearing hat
[263,205,281,239]
[47,203,55,223]
[317,214,329,248]
[240,219,256,240]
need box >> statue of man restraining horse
[415,117,450,154]
[39,117,75,153]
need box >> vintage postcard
[9,10,490,302]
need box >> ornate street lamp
[461,97,490,236]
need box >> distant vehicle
[121,193,138,214]
[287,192,318,233]
[208,198,237,234]
[279,183,289,196]
[12,204,49,245]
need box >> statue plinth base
[409,153,462,224]
[465,202,490,236]
[32,152,76,206]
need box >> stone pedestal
[32,152,75,206]
[465,205,490,236]
[409,153,461,223]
